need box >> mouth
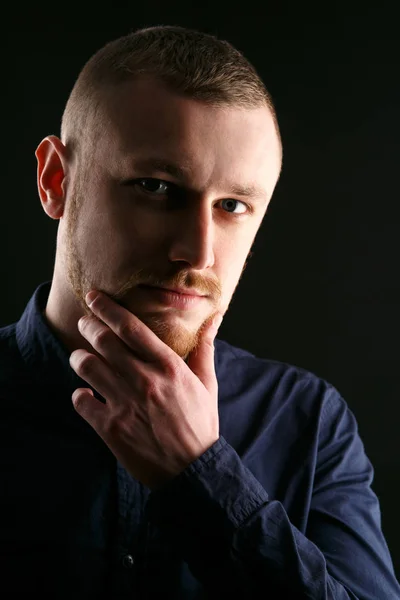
[137,285,207,309]
[139,285,206,297]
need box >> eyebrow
[130,157,268,204]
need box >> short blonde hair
[61,25,281,162]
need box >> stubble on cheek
[63,185,94,316]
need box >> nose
[167,201,215,270]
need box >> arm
[145,392,400,599]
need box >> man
[0,25,399,599]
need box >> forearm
[145,437,400,599]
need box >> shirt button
[122,554,135,569]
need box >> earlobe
[35,135,68,220]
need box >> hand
[69,291,223,490]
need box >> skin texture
[35,76,282,488]
[69,290,225,488]
[36,77,281,363]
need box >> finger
[78,316,139,378]
[72,387,107,432]
[69,349,131,406]
[86,291,172,363]
[186,314,221,396]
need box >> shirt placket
[107,461,150,597]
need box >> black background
[2,6,400,580]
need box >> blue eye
[220,198,248,215]
[129,178,251,217]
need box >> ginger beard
[62,174,253,361]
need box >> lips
[141,285,204,297]
[137,285,207,310]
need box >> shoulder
[215,337,346,420]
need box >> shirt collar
[15,280,85,397]
[15,280,221,399]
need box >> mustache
[111,268,221,302]
[105,249,254,303]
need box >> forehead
[98,78,281,197]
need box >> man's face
[61,78,281,360]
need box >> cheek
[76,205,165,274]
[106,184,165,237]
[217,253,245,295]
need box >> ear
[35,135,69,220]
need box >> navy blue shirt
[1,281,399,599]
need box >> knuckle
[76,353,97,376]
[163,358,180,380]
[146,379,159,399]
[93,328,111,347]
[72,393,84,411]
[119,321,139,340]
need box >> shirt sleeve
[145,391,400,599]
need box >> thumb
[186,313,223,391]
